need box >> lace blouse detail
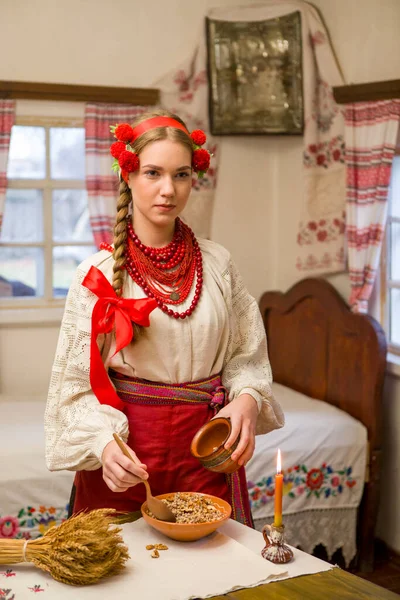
[45,240,284,472]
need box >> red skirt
[72,372,253,527]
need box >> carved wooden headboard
[259,278,387,455]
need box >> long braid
[112,180,132,297]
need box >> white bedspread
[247,383,368,564]
[0,397,73,540]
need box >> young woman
[44,110,284,526]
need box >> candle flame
[277,448,281,474]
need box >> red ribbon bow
[82,266,157,411]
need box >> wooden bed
[258,277,387,571]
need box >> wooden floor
[313,540,400,596]
[354,541,400,596]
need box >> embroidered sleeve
[44,267,129,472]
[221,259,285,435]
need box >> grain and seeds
[147,492,226,524]
[145,543,169,551]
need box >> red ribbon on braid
[82,266,157,411]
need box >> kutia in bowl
[190,416,240,474]
[141,491,232,542]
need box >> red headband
[130,117,190,141]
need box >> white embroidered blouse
[44,238,284,472]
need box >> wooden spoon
[112,433,176,523]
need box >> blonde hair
[111,110,192,297]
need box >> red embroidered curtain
[345,100,400,313]
[85,103,149,248]
[0,100,16,233]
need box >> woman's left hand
[215,393,258,467]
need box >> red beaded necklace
[124,218,203,320]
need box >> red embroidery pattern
[304,135,345,169]
[173,69,207,103]
[310,78,340,133]
[346,224,384,249]
[297,212,346,246]
[296,248,345,272]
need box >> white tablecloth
[0,518,333,599]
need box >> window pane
[53,245,96,297]
[7,126,46,179]
[389,156,400,218]
[1,189,43,242]
[0,247,44,297]
[50,128,85,180]
[390,288,400,346]
[52,190,93,242]
[390,223,400,280]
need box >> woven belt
[109,370,226,409]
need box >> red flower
[190,129,207,146]
[192,148,210,172]
[308,221,317,231]
[333,218,340,227]
[317,154,326,165]
[0,516,19,538]
[306,468,324,490]
[110,141,126,159]
[346,480,356,488]
[319,220,326,226]
[309,144,317,153]
[331,476,340,487]
[118,150,140,172]
[114,123,134,143]
[333,149,341,161]
[317,230,327,241]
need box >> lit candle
[274,449,283,528]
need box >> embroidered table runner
[0,518,332,599]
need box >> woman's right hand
[101,439,148,493]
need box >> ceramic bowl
[190,417,240,474]
[141,492,231,542]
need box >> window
[0,121,96,304]
[384,152,400,354]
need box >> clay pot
[190,417,240,474]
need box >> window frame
[381,135,400,356]
[0,115,93,310]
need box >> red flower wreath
[114,123,134,143]
[190,129,207,146]
[192,148,210,173]
[118,150,140,172]
[110,141,127,159]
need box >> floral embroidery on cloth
[0,590,15,599]
[0,505,68,540]
[248,463,357,511]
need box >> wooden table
[212,568,400,599]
